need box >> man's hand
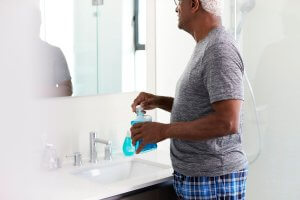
[131,92,174,113]
[131,92,161,112]
[130,122,169,154]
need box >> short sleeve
[202,42,244,104]
[53,48,71,84]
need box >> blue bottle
[122,131,135,156]
[131,105,157,153]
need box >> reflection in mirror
[34,40,73,97]
[39,0,146,97]
[27,5,73,98]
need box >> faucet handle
[104,143,112,160]
[66,152,82,166]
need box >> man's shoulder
[206,27,237,50]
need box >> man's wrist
[162,123,174,140]
[155,95,163,109]
[156,96,173,111]
[163,122,188,140]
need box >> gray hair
[200,0,223,16]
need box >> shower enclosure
[233,0,300,199]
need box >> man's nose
[175,6,178,13]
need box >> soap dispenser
[131,105,157,153]
[122,130,135,156]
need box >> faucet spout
[89,132,112,163]
[94,138,111,145]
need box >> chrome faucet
[89,132,112,163]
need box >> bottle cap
[136,105,143,111]
[127,130,131,137]
[136,105,144,115]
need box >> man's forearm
[157,96,174,112]
[164,112,238,141]
[56,80,73,97]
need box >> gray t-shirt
[35,41,71,86]
[170,26,248,177]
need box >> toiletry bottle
[41,144,60,170]
[131,105,157,153]
[122,130,135,156]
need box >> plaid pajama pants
[173,168,248,200]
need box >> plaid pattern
[173,168,248,200]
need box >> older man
[131,0,248,199]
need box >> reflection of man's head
[282,0,300,37]
[16,2,41,41]
[1,2,40,41]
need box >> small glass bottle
[41,144,59,170]
[131,105,157,153]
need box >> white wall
[36,93,146,159]
[242,0,300,199]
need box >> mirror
[38,0,146,97]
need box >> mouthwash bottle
[122,130,135,156]
[131,105,157,153]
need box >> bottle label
[130,113,156,153]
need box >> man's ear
[191,0,200,12]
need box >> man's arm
[156,96,174,112]
[131,99,242,153]
[56,80,73,97]
[131,92,174,113]
[164,99,242,140]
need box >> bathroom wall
[241,0,300,199]
[1,89,155,199]
[35,92,147,161]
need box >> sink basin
[72,158,171,185]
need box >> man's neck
[191,15,221,42]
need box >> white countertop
[32,150,173,200]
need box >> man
[35,42,73,97]
[32,7,73,97]
[131,0,248,199]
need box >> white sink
[72,158,171,185]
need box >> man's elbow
[222,119,239,135]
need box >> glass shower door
[73,0,99,96]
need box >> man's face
[175,0,192,30]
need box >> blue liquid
[131,120,157,153]
[122,136,135,156]
[135,140,157,153]
[131,120,144,126]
